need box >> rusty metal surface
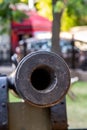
[15,51,70,107]
[50,98,68,130]
[0,76,8,130]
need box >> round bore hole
[31,65,55,91]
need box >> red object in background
[11,30,18,52]
[11,11,52,52]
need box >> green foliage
[0,0,27,20]
[35,0,52,20]
[9,91,22,102]
[67,0,87,17]
[54,0,64,13]
[12,10,28,22]
[57,0,87,31]
[0,0,28,33]
[1,0,87,33]
[35,0,87,31]
[61,9,78,31]
[20,0,28,4]
[61,0,87,31]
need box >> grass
[9,90,22,102]
[67,81,87,129]
[9,81,87,129]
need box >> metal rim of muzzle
[15,51,70,108]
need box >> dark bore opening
[31,66,53,90]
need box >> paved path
[0,65,16,75]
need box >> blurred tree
[0,0,28,34]
[35,0,87,54]
[0,0,28,56]
[52,0,87,53]
[61,0,87,31]
[35,0,87,31]
[51,0,64,54]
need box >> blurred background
[0,0,87,129]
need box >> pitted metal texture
[15,51,70,107]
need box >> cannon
[0,51,70,130]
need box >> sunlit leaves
[65,0,87,29]
[35,0,87,31]
[67,0,87,17]
[0,0,3,4]
[61,9,77,31]
[35,0,52,20]
[54,0,64,13]
[20,0,28,3]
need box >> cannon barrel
[9,51,70,108]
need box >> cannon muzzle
[10,51,70,107]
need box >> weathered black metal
[15,51,70,107]
[51,98,68,130]
[0,76,8,130]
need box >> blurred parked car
[13,29,87,70]
[16,37,83,69]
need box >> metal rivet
[2,85,5,88]
[2,121,7,125]
[2,103,6,107]
[61,102,64,105]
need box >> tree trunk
[51,0,63,55]
[51,2,68,130]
